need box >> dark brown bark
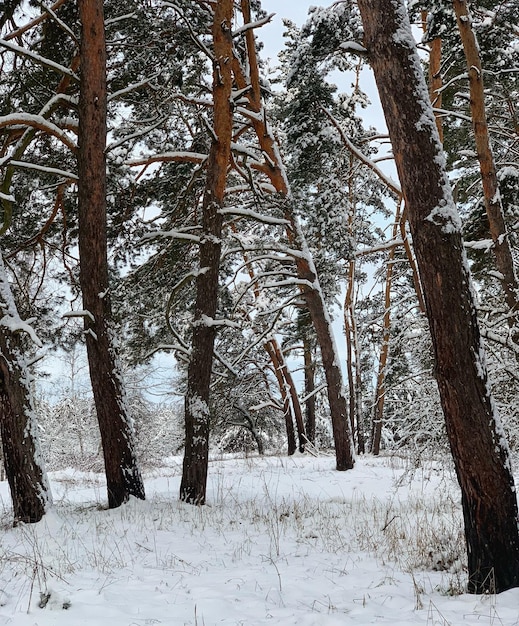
[453,0,519,326]
[179,0,234,504]
[358,0,519,594]
[0,324,50,524]
[78,0,144,508]
[233,2,354,469]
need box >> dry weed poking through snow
[0,454,519,624]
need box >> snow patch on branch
[232,13,274,38]
[219,207,289,226]
[464,239,493,251]
[193,315,241,329]
[0,255,42,348]
[62,309,96,322]
[339,41,367,55]
[0,314,42,347]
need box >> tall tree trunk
[453,0,519,326]
[234,1,355,470]
[358,0,519,594]
[0,254,51,524]
[179,0,234,504]
[265,341,296,455]
[303,333,316,445]
[343,157,365,454]
[78,0,145,508]
[269,339,306,452]
[371,200,403,455]
[421,10,443,142]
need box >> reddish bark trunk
[453,0,519,326]
[179,0,234,504]
[358,0,519,594]
[78,0,144,508]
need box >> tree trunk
[179,0,234,504]
[303,333,316,445]
[358,0,519,594]
[453,0,519,327]
[0,254,51,524]
[371,201,403,455]
[421,10,443,142]
[269,339,306,452]
[233,1,355,470]
[78,0,145,508]
[265,341,296,455]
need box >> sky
[257,0,317,57]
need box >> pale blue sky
[257,0,323,61]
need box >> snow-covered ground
[0,453,518,625]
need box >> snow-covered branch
[9,160,77,180]
[141,229,201,243]
[432,107,472,123]
[0,254,42,348]
[105,12,139,25]
[0,114,77,151]
[108,74,162,102]
[127,151,207,167]
[219,206,290,226]
[192,315,241,329]
[322,107,401,196]
[0,39,79,80]
[339,41,368,55]
[355,239,404,257]
[4,0,68,40]
[107,117,168,152]
[62,310,96,323]
[232,13,274,37]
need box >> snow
[2,454,518,625]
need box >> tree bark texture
[179,0,234,504]
[0,258,51,523]
[358,0,519,594]
[78,0,145,508]
[453,0,519,325]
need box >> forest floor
[0,453,518,625]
